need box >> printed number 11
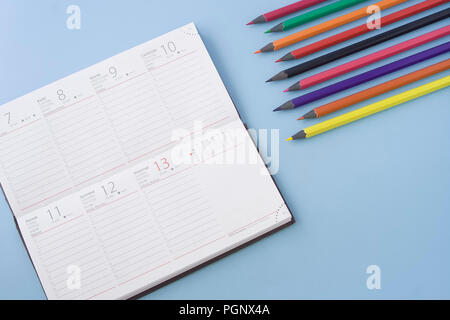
[48,206,62,222]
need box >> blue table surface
[0,0,449,299]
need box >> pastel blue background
[0,0,449,299]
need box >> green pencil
[266,0,368,33]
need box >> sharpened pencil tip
[254,50,261,54]
[279,52,295,62]
[283,89,288,92]
[286,137,293,141]
[259,43,275,53]
[248,15,267,24]
[287,82,301,92]
[274,101,295,111]
[297,117,304,120]
[301,110,317,119]
[268,23,284,33]
[292,130,306,140]
[267,71,288,82]
[275,59,282,63]
[264,30,271,34]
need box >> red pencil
[247,0,326,25]
[277,0,447,62]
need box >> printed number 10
[161,41,176,55]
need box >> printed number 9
[109,66,117,78]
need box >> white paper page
[0,23,292,299]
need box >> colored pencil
[265,0,367,33]
[274,42,450,111]
[266,8,450,81]
[257,0,407,52]
[247,0,327,25]
[286,26,450,91]
[277,0,448,62]
[287,76,450,140]
[299,59,450,120]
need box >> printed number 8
[57,89,66,101]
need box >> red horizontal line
[44,95,96,117]
[75,163,126,187]
[1,118,41,137]
[98,72,147,93]
[118,260,172,286]
[128,141,177,163]
[21,186,73,211]
[128,115,231,163]
[175,234,227,260]
[150,50,196,70]
[229,210,278,235]
[87,191,138,213]
[142,166,192,189]
[33,214,83,238]
[87,286,116,300]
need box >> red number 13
[154,158,170,171]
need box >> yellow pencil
[287,75,450,141]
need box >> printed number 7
[3,112,10,124]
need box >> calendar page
[0,23,292,300]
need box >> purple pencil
[274,41,450,111]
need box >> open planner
[0,23,293,299]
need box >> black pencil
[266,7,450,82]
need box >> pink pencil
[296,26,450,90]
[247,0,326,25]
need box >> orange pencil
[298,59,450,120]
[255,0,408,53]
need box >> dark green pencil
[266,0,368,33]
